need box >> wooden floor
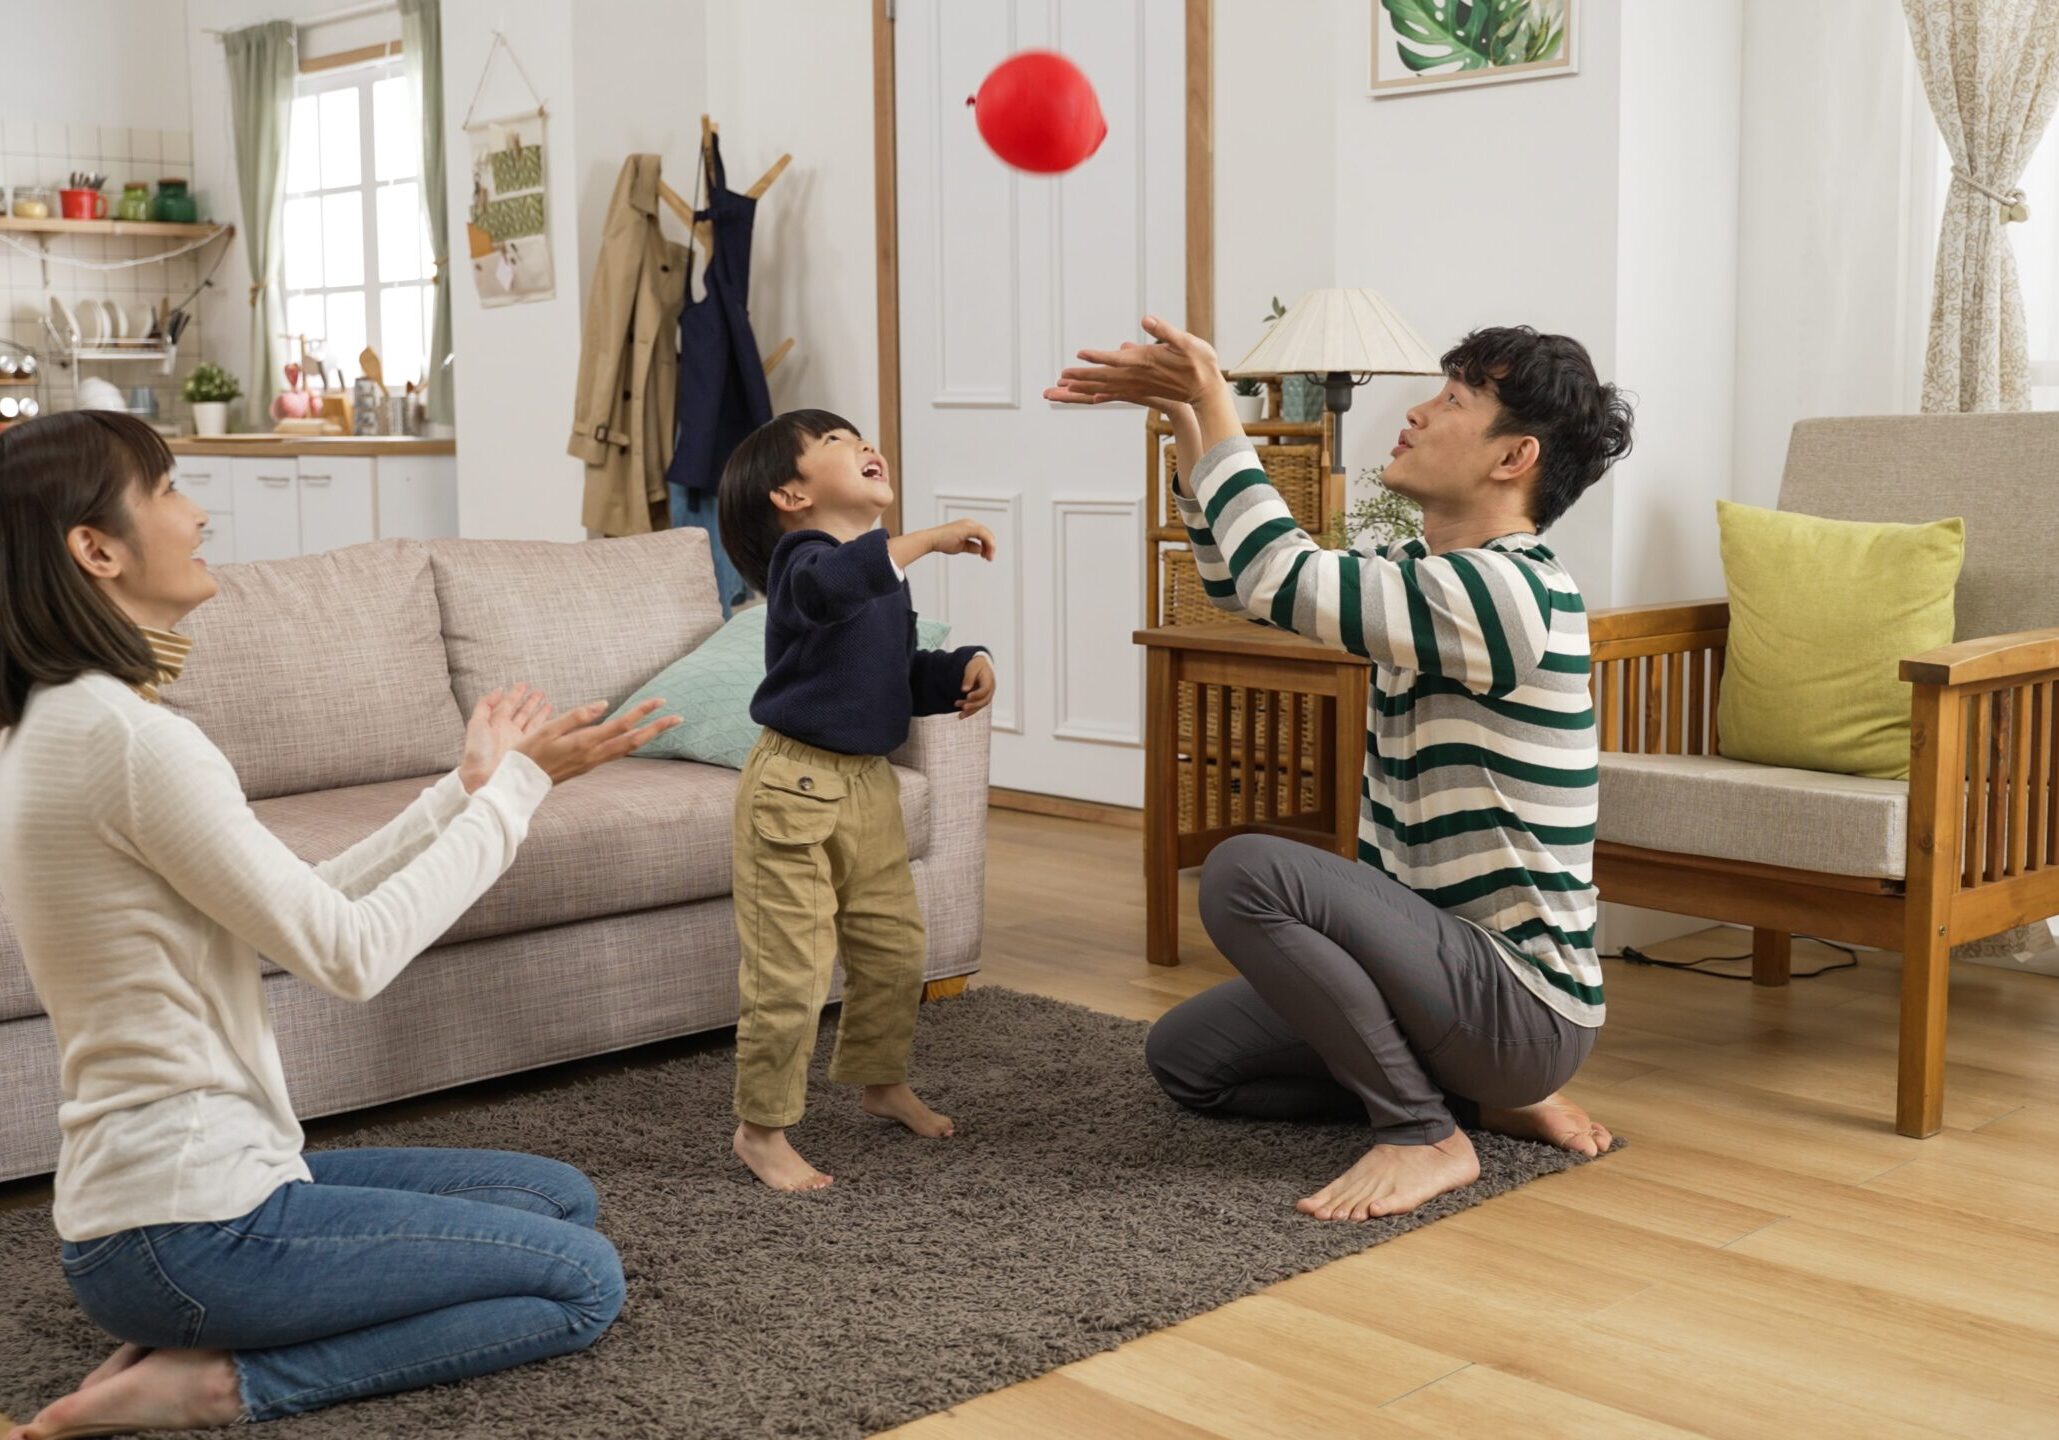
[6,809,2058,1437]
[886,811,2059,1440]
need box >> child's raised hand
[957,654,997,718]
[929,518,997,562]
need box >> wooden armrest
[1901,628,2059,688]
[1587,599,1730,645]
[1133,623,1369,666]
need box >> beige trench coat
[570,155,689,536]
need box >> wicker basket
[1176,755,1321,830]
[1162,439,1327,534]
[1159,546,1243,629]
[1177,684,1319,765]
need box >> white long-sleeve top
[0,671,551,1240]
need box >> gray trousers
[1146,835,1596,1146]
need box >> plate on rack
[47,296,79,347]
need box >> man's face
[1381,375,1520,510]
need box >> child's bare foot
[1479,1091,1614,1157]
[733,1122,833,1192]
[8,1347,241,1439]
[75,1344,150,1393]
[860,1082,954,1137]
[1296,1129,1480,1221]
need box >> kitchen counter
[168,436,455,458]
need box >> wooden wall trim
[1185,0,1214,342]
[872,0,904,533]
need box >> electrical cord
[1605,936,1861,981]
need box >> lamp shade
[1226,288,1442,379]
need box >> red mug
[60,188,107,220]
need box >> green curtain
[224,20,296,414]
[400,0,454,425]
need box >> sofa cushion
[246,757,934,955]
[0,904,33,1024]
[161,540,465,801]
[430,529,724,719]
[1598,752,1908,881]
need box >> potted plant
[1231,377,1266,423]
[182,363,240,437]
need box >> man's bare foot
[74,1344,150,1393]
[732,1122,833,1192]
[860,1082,954,1137]
[1479,1092,1614,1157]
[8,1347,241,1439]
[1297,1129,1481,1221]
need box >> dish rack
[39,296,178,375]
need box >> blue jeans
[58,1148,625,1423]
[670,481,750,617]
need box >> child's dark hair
[717,409,861,597]
[1439,326,1635,532]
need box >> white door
[894,0,1185,805]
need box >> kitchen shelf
[0,217,233,240]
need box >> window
[282,59,434,391]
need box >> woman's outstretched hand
[459,683,555,793]
[513,698,681,786]
[1043,314,1223,412]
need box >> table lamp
[1225,288,1443,478]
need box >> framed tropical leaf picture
[1371,0,1576,96]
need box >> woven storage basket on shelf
[1161,440,1327,534]
[1175,755,1321,831]
[1177,684,1319,764]
[1160,546,1245,629]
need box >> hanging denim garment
[668,134,773,615]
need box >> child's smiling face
[775,427,896,537]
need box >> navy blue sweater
[750,528,987,757]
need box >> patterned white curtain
[1902,0,2059,412]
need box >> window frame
[282,55,433,388]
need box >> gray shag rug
[0,987,1610,1438]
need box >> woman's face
[71,470,218,630]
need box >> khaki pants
[732,729,927,1127]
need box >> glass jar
[9,186,54,220]
[116,183,151,222]
[152,179,197,224]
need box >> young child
[717,409,996,1192]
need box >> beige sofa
[0,528,989,1182]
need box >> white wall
[703,0,881,434]
[9,0,191,132]
[1732,0,1926,513]
[1611,0,1743,609]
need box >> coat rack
[657,115,795,376]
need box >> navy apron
[668,134,773,614]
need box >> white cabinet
[190,450,457,564]
[295,456,376,552]
[378,456,459,542]
[231,459,301,563]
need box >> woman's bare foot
[1479,1091,1614,1157]
[74,1344,150,1393]
[8,1347,241,1439]
[860,1082,954,1137]
[733,1122,833,1192]
[1297,1129,1481,1221]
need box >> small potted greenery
[1230,376,1265,423]
[1323,465,1424,552]
[1265,296,1326,424]
[182,363,240,437]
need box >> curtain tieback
[248,277,267,304]
[1951,167,2030,223]
[432,254,448,279]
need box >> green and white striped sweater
[1175,438,1603,1027]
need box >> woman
[0,411,678,1437]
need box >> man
[1046,317,1631,1220]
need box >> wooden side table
[1134,623,1372,966]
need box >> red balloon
[971,51,1107,174]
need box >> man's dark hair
[717,408,861,597]
[0,410,172,728]
[1439,326,1634,532]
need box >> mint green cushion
[613,604,951,769]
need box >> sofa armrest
[1901,627,2059,689]
[1588,599,1730,652]
[892,711,991,978]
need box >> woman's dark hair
[0,409,174,727]
[716,408,860,596]
[1439,326,1634,532]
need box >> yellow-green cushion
[1715,500,1963,781]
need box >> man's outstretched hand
[1043,314,1224,413]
